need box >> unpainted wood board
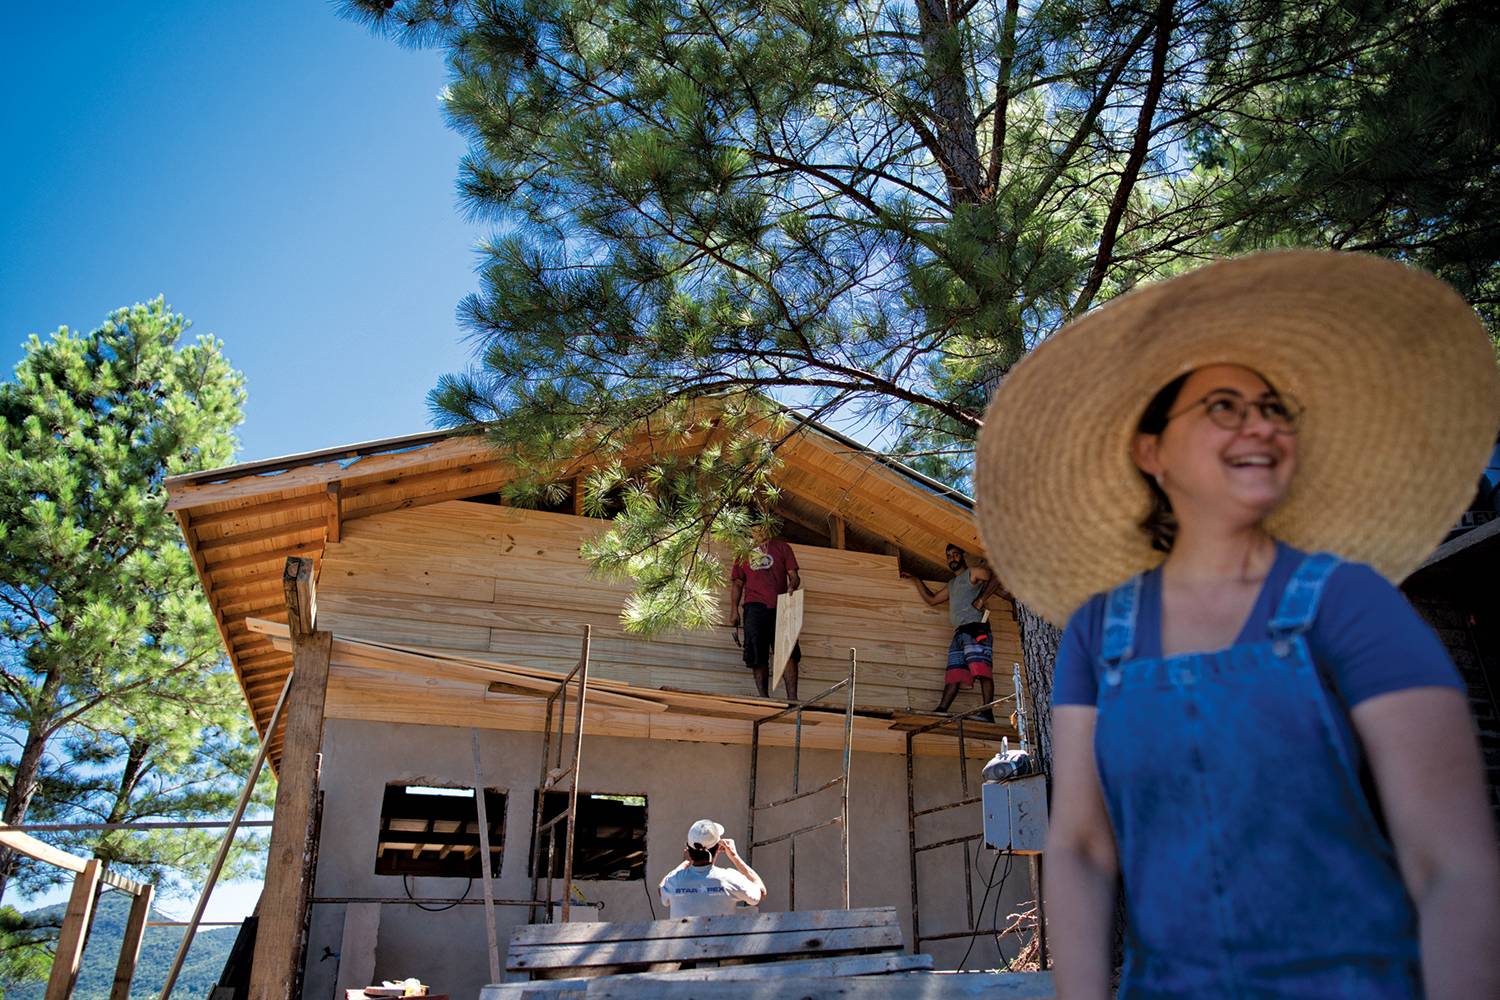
[345,475,513,521]
[187,492,329,530]
[508,908,898,948]
[110,883,154,1000]
[167,436,496,510]
[325,535,507,577]
[480,954,931,999]
[324,674,654,741]
[291,635,670,712]
[781,440,978,541]
[249,628,332,1000]
[317,591,732,658]
[349,503,605,553]
[320,672,976,758]
[316,608,494,652]
[603,952,932,983]
[212,570,290,600]
[339,458,503,503]
[507,925,904,971]
[776,465,946,546]
[199,525,324,564]
[205,538,323,574]
[44,859,102,1000]
[320,557,497,603]
[196,516,328,552]
[586,970,1056,999]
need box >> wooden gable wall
[315,501,1021,716]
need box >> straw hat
[974,250,1500,626]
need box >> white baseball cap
[687,819,724,850]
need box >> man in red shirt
[729,525,801,700]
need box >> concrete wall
[301,718,1034,998]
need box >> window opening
[529,791,646,880]
[375,783,505,878]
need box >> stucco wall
[301,718,1033,998]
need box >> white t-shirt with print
[659,863,760,917]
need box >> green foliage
[576,395,788,631]
[0,299,256,903]
[0,906,53,994]
[341,0,1500,630]
[5,892,237,999]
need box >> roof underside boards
[166,420,1007,765]
[248,618,1018,759]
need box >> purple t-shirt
[1054,543,1462,709]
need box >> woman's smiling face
[1132,364,1300,526]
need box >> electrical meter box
[981,774,1048,854]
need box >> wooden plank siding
[314,502,1019,719]
[165,415,1018,766]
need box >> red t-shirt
[732,539,799,607]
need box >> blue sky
[2,0,487,926]
[2,0,481,465]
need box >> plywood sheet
[772,588,803,694]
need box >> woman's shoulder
[1276,542,1402,603]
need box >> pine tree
[342,0,1500,767]
[0,299,248,904]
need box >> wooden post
[45,858,102,1000]
[249,557,332,1000]
[161,669,296,1000]
[325,482,342,543]
[830,515,846,549]
[110,883,154,1000]
[472,731,500,984]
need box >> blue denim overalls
[1094,552,1422,998]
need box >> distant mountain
[9,892,237,1000]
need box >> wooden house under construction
[165,410,1038,998]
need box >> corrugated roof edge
[164,407,975,510]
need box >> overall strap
[1267,551,1343,637]
[1100,573,1143,668]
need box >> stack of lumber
[482,907,1054,999]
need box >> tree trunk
[0,671,63,904]
[1015,601,1062,773]
[914,0,984,202]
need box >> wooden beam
[830,515,846,550]
[249,560,332,1000]
[204,539,322,574]
[570,477,585,516]
[0,826,92,875]
[325,482,342,544]
[110,882,153,1000]
[196,518,326,553]
[45,858,101,1000]
[283,557,316,639]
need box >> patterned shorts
[944,624,993,687]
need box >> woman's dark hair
[1136,373,1190,553]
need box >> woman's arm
[1045,705,1120,1000]
[1353,688,1500,999]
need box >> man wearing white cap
[658,819,766,917]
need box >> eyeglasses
[1166,390,1302,434]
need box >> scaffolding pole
[746,648,856,911]
[528,625,592,924]
[905,684,1020,958]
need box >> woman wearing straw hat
[975,252,1500,998]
